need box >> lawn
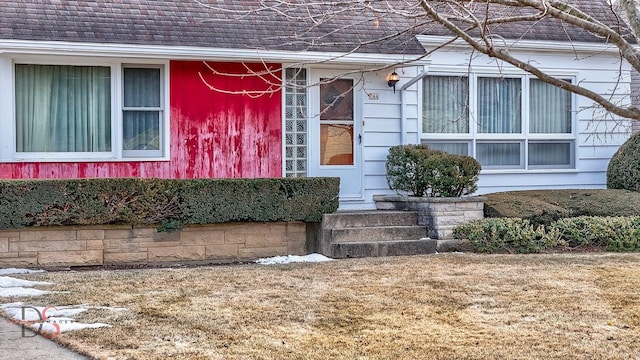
[4,253,640,359]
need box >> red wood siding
[0,61,282,179]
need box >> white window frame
[5,56,169,162]
[121,64,166,159]
[420,70,577,171]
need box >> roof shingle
[0,1,629,55]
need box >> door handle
[358,134,362,145]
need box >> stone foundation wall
[0,222,309,268]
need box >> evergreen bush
[453,218,560,254]
[551,216,640,251]
[607,132,640,192]
[454,215,640,253]
[0,177,339,231]
[385,144,480,197]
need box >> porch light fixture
[387,71,400,93]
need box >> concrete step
[322,211,418,229]
[332,239,437,258]
[331,226,428,243]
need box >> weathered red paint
[0,61,282,179]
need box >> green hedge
[0,178,339,230]
[454,216,640,253]
[452,218,560,254]
[483,189,640,228]
[553,216,640,251]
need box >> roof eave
[417,35,628,54]
[0,39,430,66]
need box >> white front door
[309,70,363,201]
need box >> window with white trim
[421,74,575,170]
[13,61,166,160]
[122,66,164,157]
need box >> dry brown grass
[5,253,640,360]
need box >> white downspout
[400,89,407,145]
[399,65,430,145]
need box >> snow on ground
[255,253,333,265]
[0,268,125,334]
[0,268,45,275]
[0,287,52,298]
[0,276,53,288]
[0,274,54,298]
[1,303,116,333]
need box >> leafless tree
[196,0,640,121]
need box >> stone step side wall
[418,200,484,240]
[0,222,308,268]
[373,195,486,240]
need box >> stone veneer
[0,222,308,268]
[373,195,485,240]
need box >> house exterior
[0,0,633,210]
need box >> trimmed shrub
[607,132,640,192]
[386,144,439,196]
[453,218,561,254]
[424,153,481,197]
[0,177,339,231]
[483,189,640,228]
[551,216,640,251]
[179,177,339,224]
[454,215,640,253]
[386,144,480,197]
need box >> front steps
[319,211,440,258]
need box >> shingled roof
[0,0,629,56]
[419,0,632,44]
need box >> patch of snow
[35,320,112,333]
[0,273,54,298]
[255,253,333,265]
[0,276,54,288]
[0,287,52,298]
[2,303,121,334]
[0,277,123,335]
[0,268,45,275]
[1,304,88,321]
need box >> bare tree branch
[419,0,640,120]
[196,0,640,121]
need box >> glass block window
[284,68,308,177]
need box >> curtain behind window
[15,64,111,152]
[529,79,571,133]
[477,77,521,134]
[423,76,469,133]
[123,67,161,151]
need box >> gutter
[0,39,430,66]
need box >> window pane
[15,64,111,152]
[422,76,469,133]
[528,142,572,167]
[124,68,161,107]
[530,79,571,133]
[320,124,353,165]
[423,142,469,156]
[123,111,160,150]
[477,143,521,167]
[320,79,353,121]
[478,78,521,134]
